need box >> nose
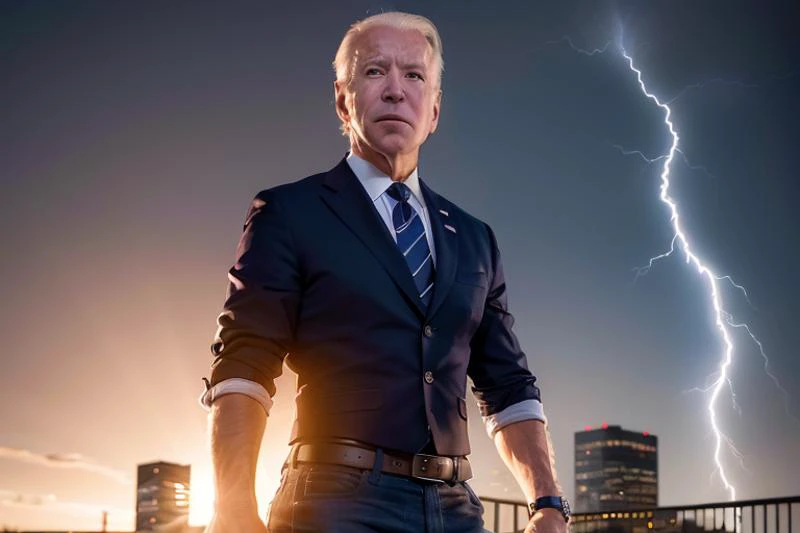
[381,69,405,103]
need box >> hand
[204,510,268,533]
[524,508,569,533]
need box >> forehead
[353,25,433,66]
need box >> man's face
[335,25,441,160]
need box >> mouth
[376,115,410,125]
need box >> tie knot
[386,181,412,203]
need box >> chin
[370,135,417,157]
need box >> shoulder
[235,166,333,230]
[245,157,349,216]
[253,170,327,205]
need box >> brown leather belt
[290,441,472,483]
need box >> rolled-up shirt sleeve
[199,377,274,415]
[468,223,543,424]
[202,190,302,403]
[482,399,546,438]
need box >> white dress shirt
[200,152,545,439]
[345,151,437,266]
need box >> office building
[136,461,191,531]
[575,424,658,513]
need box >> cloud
[0,489,56,507]
[0,489,134,531]
[0,488,132,518]
[0,447,132,485]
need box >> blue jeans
[266,461,489,532]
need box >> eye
[365,67,383,76]
[407,72,424,81]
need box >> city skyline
[3,1,799,531]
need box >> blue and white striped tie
[386,182,435,308]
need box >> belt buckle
[411,454,454,483]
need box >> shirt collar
[346,151,423,204]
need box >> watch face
[561,497,571,518]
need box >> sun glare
[188,466,281,526]
[189,470,215,526]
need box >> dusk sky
[2,1,799,530]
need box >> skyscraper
[136,461,191,531]
[575,424,658,512]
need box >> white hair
[333,12,444,130]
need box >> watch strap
[534,496,564,509]
[529,496,571,522]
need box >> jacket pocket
[458,396,468,420]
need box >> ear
[334,80,350,127]
[429,89,442,134]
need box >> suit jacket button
[424,371,434,384]
[423,325,433,338]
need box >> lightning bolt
[548,29,796,503]
[611,145,718,185]
[542,36,610,56]
[725,318,797,422]
[619,43,740,501]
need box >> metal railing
[478,495,530,532]
[478,495,800,533]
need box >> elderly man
[201,11,569,533]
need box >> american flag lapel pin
[439,209,449,217]
[444,223,457,234]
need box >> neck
[351,139,418,182]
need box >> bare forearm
[494,419,562,502]
[209,394,267,512]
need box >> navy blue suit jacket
[208,157,540,456]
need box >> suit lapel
[420,178,458,319]
[320,158,426,318]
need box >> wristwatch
[529,496,571,522]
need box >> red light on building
[584,425,592,431]
[643,431,649,437]
[601,422,609,430]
